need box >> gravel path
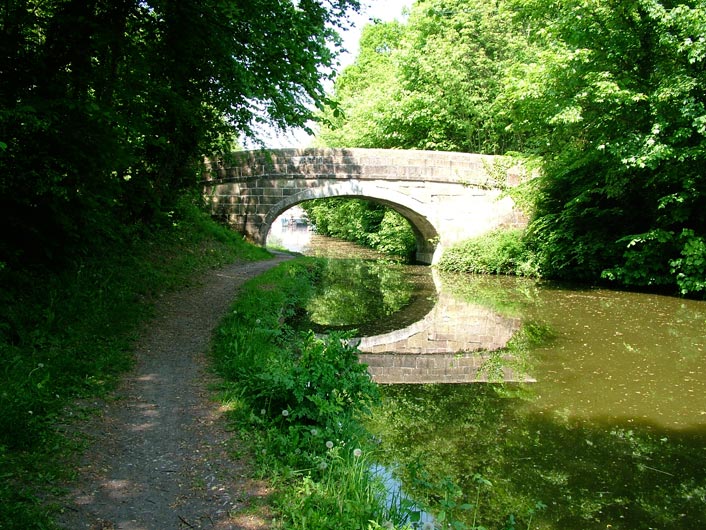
[57,254,291,530]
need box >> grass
[0,200,271,529]
[210,258,413,529]
[209,257,546,530]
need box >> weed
[438,229,540,277]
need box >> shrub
[438,229,539,277]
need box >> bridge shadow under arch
[259,180,440,264]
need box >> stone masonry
[202,148,528,263]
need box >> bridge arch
[202,148,528,264]
[259,180,441,263]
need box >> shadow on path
[57,255,291,530]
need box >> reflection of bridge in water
[355,272,535,384]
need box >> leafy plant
[212,258,415,529]
[303,198,417,260]
[507,0,706,296]
[438,229,539,277]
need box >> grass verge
[210,257,549,530]
[0,200,270,529]
[211,258,413,529]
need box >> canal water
[267,219,706,529]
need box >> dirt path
[57,254,291,530]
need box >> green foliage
[438,229,539,277]
[304,198,384,244]
[505,0,706,296]
[369,210,419,258]
[0,203,270,528]
[273,443,391,529]
[212,258,410,528]
[0,0,360,269]
[213,259,381,458]
[318,0,533,154]
[318,0,706,297]
[303,198,417,260]
[670,229,706,295]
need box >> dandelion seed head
[281,409,289,417]
[310,428,318,436]
[325,440,334,449]
[319,461,328,470]
[422,522,434,530]
[353,448,362,458]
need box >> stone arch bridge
[202,148,527,263]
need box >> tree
[318,0,533,153]
[302,198,417,259]
[507,0,706,295]
[316,20,406,147]
[0,0,360,267]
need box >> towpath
[57,254,291,530]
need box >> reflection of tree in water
[305,259,416,330]
[368,383,706,530]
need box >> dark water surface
[268,224,706,529]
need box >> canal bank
[266,224,706,529]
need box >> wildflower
[353,448,362,458]
[310,428,318,436]
[319,461,328,470]
[325,440,334,449]
[281,409,289,417]
[260,409,266,415]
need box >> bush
[303,198,416,260]
[438,229,539,277]
[367,210,417,260]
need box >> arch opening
[258,182,440,264]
